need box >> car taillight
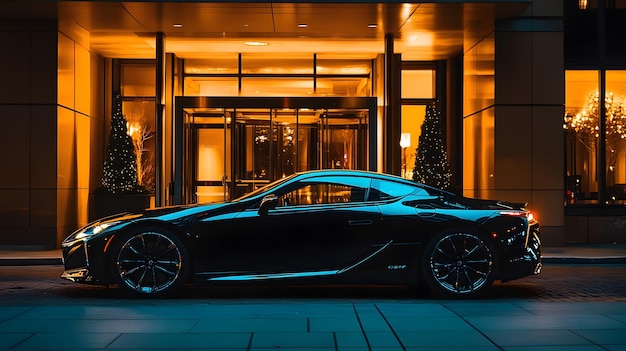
[500,210,536,222]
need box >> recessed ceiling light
[244,41,269,46]
[368,24,377,28]
[173,23,183,28]
[298,23,308,28]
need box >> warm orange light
[103,235,115,253]
[244,41,269,46]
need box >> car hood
[102,202,236,224]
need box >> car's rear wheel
[111,228,189,297]
[423,229,498,298]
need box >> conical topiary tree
[412,104,452,190]
[99,93,142,194]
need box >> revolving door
[173,97,377,205]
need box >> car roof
[291,169,418,187]
[291,169,455,197]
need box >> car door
[256,181,384,273]
[197,175,384,277]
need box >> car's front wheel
[110,227,189,297]
[423,229,498,298]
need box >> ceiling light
[368,24,377,28]
[244,41,269,46]
[173,23,182,28]
[298,23,308,28]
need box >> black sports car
[62,170,541,298]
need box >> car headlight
[63,220,122,244]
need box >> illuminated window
[564,71,599,204]
[400,64,438,180]
[182,54,372,97]
[564,70,626,205]
[606,71,626,203]
[185,56,238,74]
[118,60,156,193]
[241,54,313,74]
[401,70,434,99]
[184,77,238,96]
[241,77,313,96]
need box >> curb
[541,257,626,265]
[0,258,63,266]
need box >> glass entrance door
[320,109,368,170]
[174,97,377,205]
[232,108,312,198]
[183,111,232,204]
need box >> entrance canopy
[1,1,530,61]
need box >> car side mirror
[258,194,278,215]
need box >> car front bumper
[61,239,110,285]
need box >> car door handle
[348,219,373,226]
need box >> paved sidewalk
[2,300,626,350]
[1,244,626,266]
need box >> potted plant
[92,93,151,220]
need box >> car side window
[368,179,423,201]
[278,182,368,207]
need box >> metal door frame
[173,97,377,205]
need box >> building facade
[0,0,622,249]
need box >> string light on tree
[100,93,144,194]
[564,91,626,166]
[412,104,452,190]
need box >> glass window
[564,70,599,204]
[241,54,313,74]
[369,179,421,201]
[564,0,600,65]
[606,71,626,203]
[184,77,238,96]
[400,105,426,179]
[316,58,372,75]
[121,64,155,97]
[278,183,368,207]
[184,56,239,74]
[119,61,156,193]
[606,3,626,64]
[241,77,313,96]
[316,77,370,96]
[401,70,435,99]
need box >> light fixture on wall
[579,0,588,10]
[244,41,269,46]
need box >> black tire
[422,229,498,298]
[110,227,190,298]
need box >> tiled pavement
[1,245,626,350]
[2,300,626,350]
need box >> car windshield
[233,174,297,202]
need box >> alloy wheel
[116,232,183,295]
[428,232,494,295]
